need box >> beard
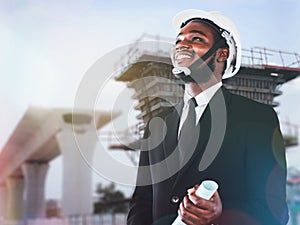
[183,53,216,84]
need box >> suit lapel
[162,101,183,178]
[197,86,232,171]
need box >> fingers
[178,196,209,225]
[187,184,199,194]
[178,189,222,225]
[188,188,216,209]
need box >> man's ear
[217,48,229,62]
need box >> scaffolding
[225,47,300,106]
[241,47,300,68]
[113,34,300,142]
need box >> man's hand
[177,185,222,225]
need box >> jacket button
[171,196,180,203]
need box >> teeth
[176,54,192,60]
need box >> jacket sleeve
[127,124,154,225]
[127,151,153,225]
[221,107,289,225]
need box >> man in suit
[127,9,289,225]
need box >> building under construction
[113,34,300,148]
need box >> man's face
[174,21,216,69]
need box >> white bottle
[171,180,219,225]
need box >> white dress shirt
[178,82,222,137]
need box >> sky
[0,0,300,199]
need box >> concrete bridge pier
[0,182,8,219]
[6,175,24,221]
[22,162,49,219]
[56,129,98,216]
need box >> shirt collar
[184,82,222,107]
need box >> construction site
[0,33,300,225]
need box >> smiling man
[174,19,228,85]
[127,9,289,225]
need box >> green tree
[94,183,129,214]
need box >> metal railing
[241,47,300,68]
[114,34,300,77]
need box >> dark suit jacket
[127,86,289,225]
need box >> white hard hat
[173,9,242,79]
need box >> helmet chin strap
[172,38,226,82]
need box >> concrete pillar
[6,175,24,221]
[56,129,97,216]
[0,182,8,220]
[22,162,49,219]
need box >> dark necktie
[178,98,199,166]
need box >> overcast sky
[0,0,299,199]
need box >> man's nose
[176,40,191,51]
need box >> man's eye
[175,39,181,45]
[192,37,204,42]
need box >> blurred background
[0,0,300,224]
